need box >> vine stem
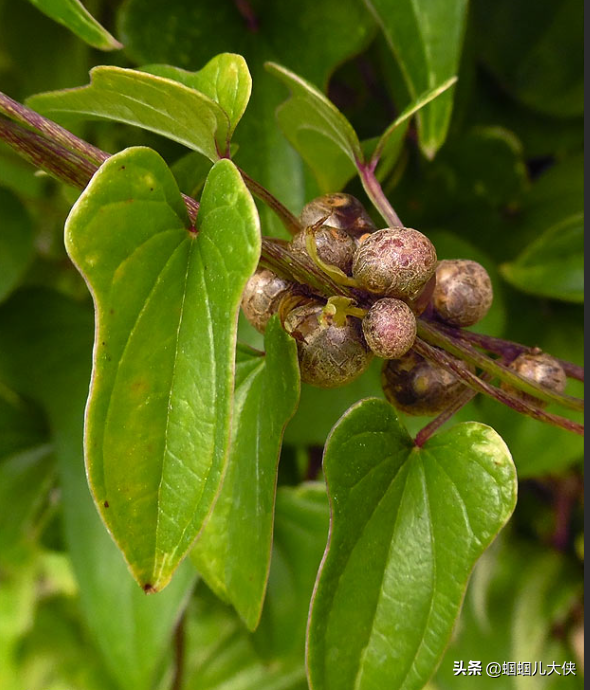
[238,167,302,236]
[417,320,584,413]
[414,338,583,436]
[431,323,585,382]
[357,161,403,227]
[414,373,493,447]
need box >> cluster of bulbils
[242,194,567,416]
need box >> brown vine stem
[170,612,186,690]
[430,322,585,383]
[417,320,584,413]
[414,373,493,447]
[238,167,302,236]
[414,338,584,436]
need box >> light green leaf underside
[307,398,517,690]
[501,213,584,303]
[266,62,362,192]
[191,318,300,630]
[65,148,260,590]
[28,65,231,161]
[142,53,252,142]
[27,0,121,50]
[364,0,468,157]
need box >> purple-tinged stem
[414,338,583,436]
[357,161,403,227]
[432,323,585,383]
[417,320,584,413]
[238,167,302,236]
[0,91,108,166]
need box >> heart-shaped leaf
[142,53,252,141]
[65,148,260,591]
[265,62,362,192]
[364,0,468,158]
[307,398,517,690]
[27,0,121,50]
[28,65,231,160]
[191,317,300,630]
[501,213,584,303]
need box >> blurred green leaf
[434,539,583,689]
[0,187,35,303]
[28,65,232,161]
[0,288,197,690]
[254,483,329,663]
[183,585,307,690]
[192,319,300,630]
[364,0,468,157]
[27,0,121,51]
[308,399,517,690]
[64,149,260,590]
[501,214,584,303]
[473,0,583,118]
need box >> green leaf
[373,78,458,165]
[65,148,260,590]
[364,0,468,158]
[191,318,300,630]
[27,0,121,50]
[473,0,583,118]
[0,187,35,303]
[265,62,362,192]
[183,586,308,690]
[307,399,517,690]
[0,288,197,690]
[142,53,252,141]
[501,214,584,303]
[254,483,330,663]
[28,66,231,161]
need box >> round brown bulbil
[382,349,470,416]
[284,303,373,388]
[502,352,567,407]
[291,224,357,275]
[299,193,376,239]
[241,268,295,334]
[352,227,437,298]
[362,298,417,360]
[432,259,493,327]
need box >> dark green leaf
[191,318,300,630]
[364,0,468,157]
[308,399,517,690]
[501,214,584,303]
[65,149,260,590]
[27,0,121,50]
[473,0,583,118]
[254,483,330,662]
[28,66,231,161]
[0,187,35,303]
[0,288,197,690]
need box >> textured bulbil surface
[291,225,357,274]
[503,352,567,406]
[241,268,294,333]
[432,259,493,326]
[299,193,376,239]
[381,349,469,415]
[362,298,417,359]
[284,303,373,388]
[352,228,437,298]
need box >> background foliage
[0,0,583,689]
